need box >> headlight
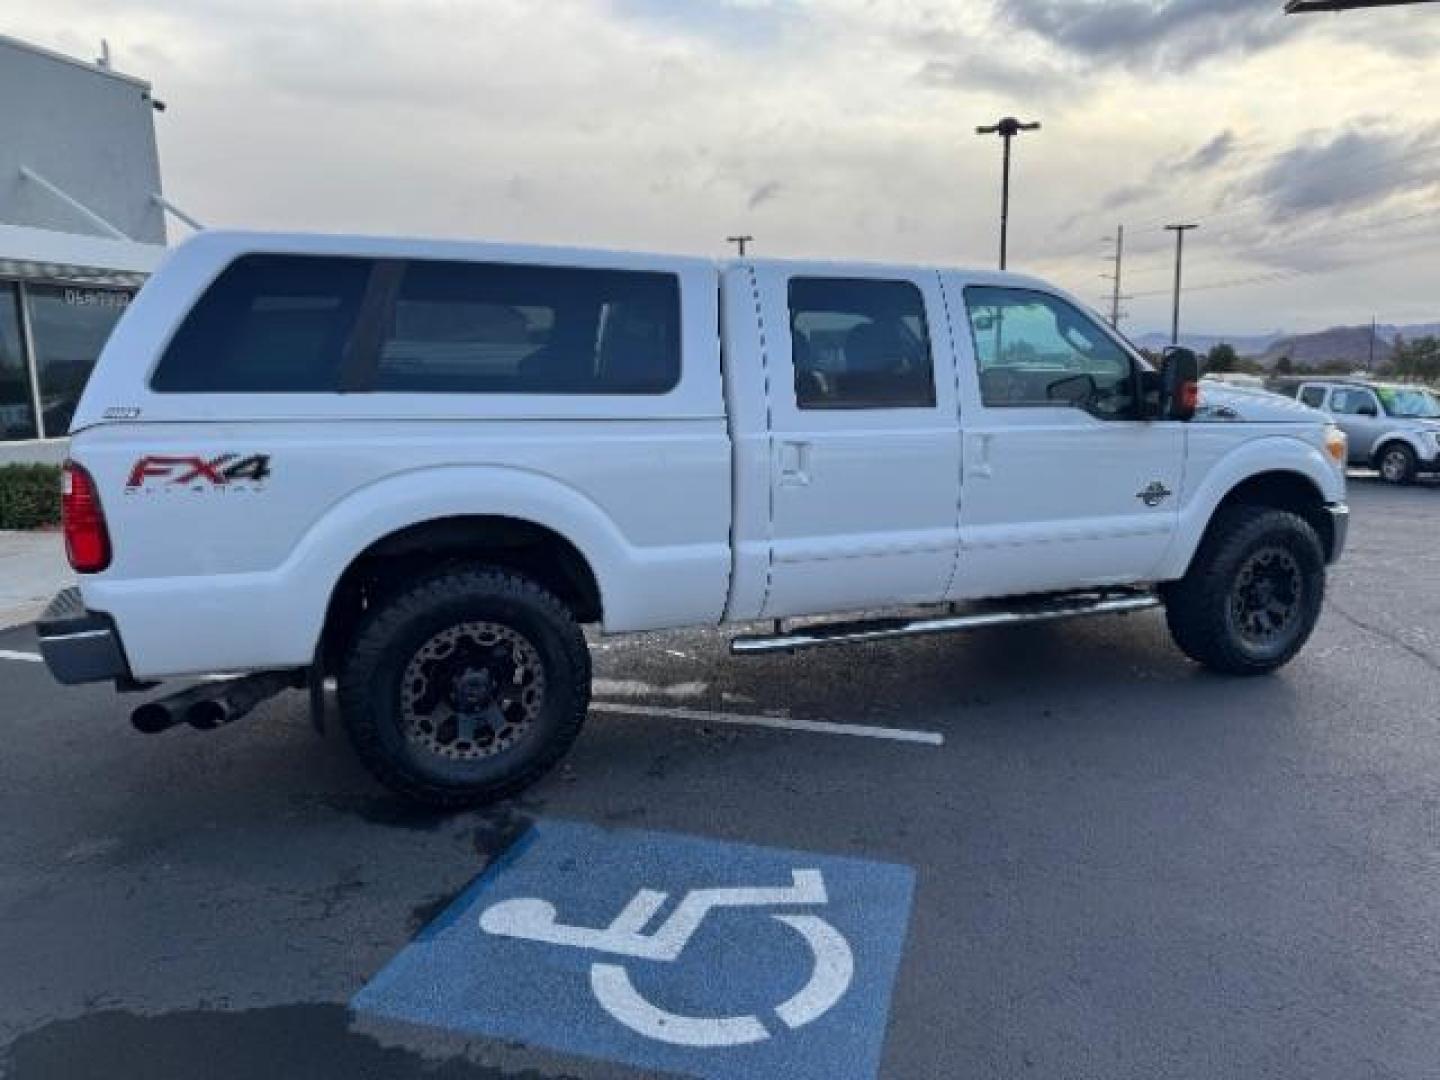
[1324,425,1347,465]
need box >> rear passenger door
[752,267,961,618]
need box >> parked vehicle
[1201,372,1266,390]
[39,231,1349,805]
[1273,376,1440,484]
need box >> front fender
[1370,428,1438,464]
[1155,433,1343,581]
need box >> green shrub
[0,464,62,530]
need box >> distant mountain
[1132,330,1283,355]
[1259,326,1391,371]
[1132,321,1440,370]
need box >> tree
[1205,343,1238,374]
[1390,335,1440,383]
[1274,355,1294,375]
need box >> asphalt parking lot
[2,476,1439,1079]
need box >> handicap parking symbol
[353,820,915,1079]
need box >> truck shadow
[0,1004,584,1080]
[590,610,1304,735]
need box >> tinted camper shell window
[151,254,683,396]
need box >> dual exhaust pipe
[131,670,300,734]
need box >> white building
[1,34,191,464]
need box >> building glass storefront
[0,278,135,442]
[0,282,36,440]
[27,283,134,437]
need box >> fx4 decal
[127,454,272,489]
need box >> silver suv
[1288,379,1440,484]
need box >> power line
[1126,220,1440,298]
[1129,266,1309,300]
[1109,205,1440,294]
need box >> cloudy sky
[9,0,1440,335]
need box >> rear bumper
[36,587,130,685]
[1323,502,1349,564]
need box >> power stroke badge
[1136,480,1174,508]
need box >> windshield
[1377,387,1440,419]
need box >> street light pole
[1165,223,1198,345]
[976,117,1040,271]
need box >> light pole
[1165,223,1198,345]
[1285,1,1438,12]
[976,117,1040,270]
[727,235,754,257]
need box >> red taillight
[62,461,111,573]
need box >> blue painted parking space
[353,819,915,1079]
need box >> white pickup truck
[39,231,1349,806]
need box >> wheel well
[1212,471,1334,559]
[1371,438,1414,467]
[319,516,602,672]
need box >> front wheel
[1376,442,1417,485]
[1162,506,1325,676]
[339,567,590,808]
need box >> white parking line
[0,648,943,747]
[589,700,944,746]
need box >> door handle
[968,433,994,480]
[779,441,812,487]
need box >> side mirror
[1160,346,1200,421]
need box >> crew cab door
[752,266,961,618]
[946,281,1186,599]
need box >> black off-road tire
[1162,505,1325,676]
[338,567,590,808]
[1375,442,1417,485]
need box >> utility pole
[726,235,754,257]
[1165,223,1198,345]
[976,117,1041,270]
[1101,224,1126,329]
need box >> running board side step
[730,593,1162,655]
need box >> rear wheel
[1163,505,1325,676]
[339,567,590,808]
[1376,442,1417,485]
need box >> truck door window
[787,278,935,409]
[1299,386,1327,409]
[964,287,1137,419]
